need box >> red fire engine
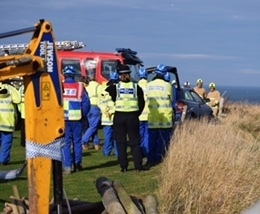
[58,48,143,84]
[0,41,144,86]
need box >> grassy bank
[1,103,259,213]
[156,103,260,213]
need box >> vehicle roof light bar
[0,40,86,55]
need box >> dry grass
[228,103,260,140]
[156,103,260,214]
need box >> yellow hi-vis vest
[138,79,149,121]
[115,82,139,112]
[18,85,25,119]
[0,91,16,132]
[147,79,173,129]
[63,82,84,121]
[85,81,102,106]
[99,90,115,126]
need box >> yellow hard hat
[197,78,203,84]
[209,82,216,88]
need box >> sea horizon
[210,85,260,104]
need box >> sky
[0,0,259,87]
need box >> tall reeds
[156,104,260,214]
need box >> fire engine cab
[0,41,144,85]
[59,48,143,84]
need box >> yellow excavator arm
[0,20,65,214]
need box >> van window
[101,60,117,80]
[191,90,203,102]
[84,58,98,79]
[61,59,82,81]
[127,64,140,82]
[184,91,193,100]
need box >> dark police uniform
[105,66,145,172]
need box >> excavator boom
[0,20,64,214]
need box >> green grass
[0,131,159,211]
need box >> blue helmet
[63,65,75,76]
[155,64,167,76]
[138,68,148,79]
[164,72,171,82]
[109,71,119,81]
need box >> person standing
[146,64,173,167]
[105,65,146,172]
[137,68,149,157]
[0,81,21,165]
[99,71,119,157]
[207,82,221,117]
[193,78,207,100]
[62,66,90,174]
[82,69,102,150]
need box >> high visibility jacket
[63,82,84,121]
[85,81,102,106]
[115,82,139,112]
[147,79,173,129]
[0,84,21,132]
[207,90,221,108]
[18,85,25,119]
[138,79,149,121]
[99,89,115,126]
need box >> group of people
[193,79,222,117]
[171,78,223,117]
[0,63,221,173]
[62,63,174,174]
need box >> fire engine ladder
[0,40,85,55]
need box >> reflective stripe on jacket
[147,79,173,128]
[63,82,83,120]
[138,79,149,121]
[0,83,21,131]
[115,82,139,112]
[0,93,16,131]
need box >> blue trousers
[103,126,118,157]
[62,121,83,169]
[147,128,172,165]
[82,119,89,135]
[82,119,98,142]
[139,121,149,157]
[82,106,101,146]
[0,131,13,164]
